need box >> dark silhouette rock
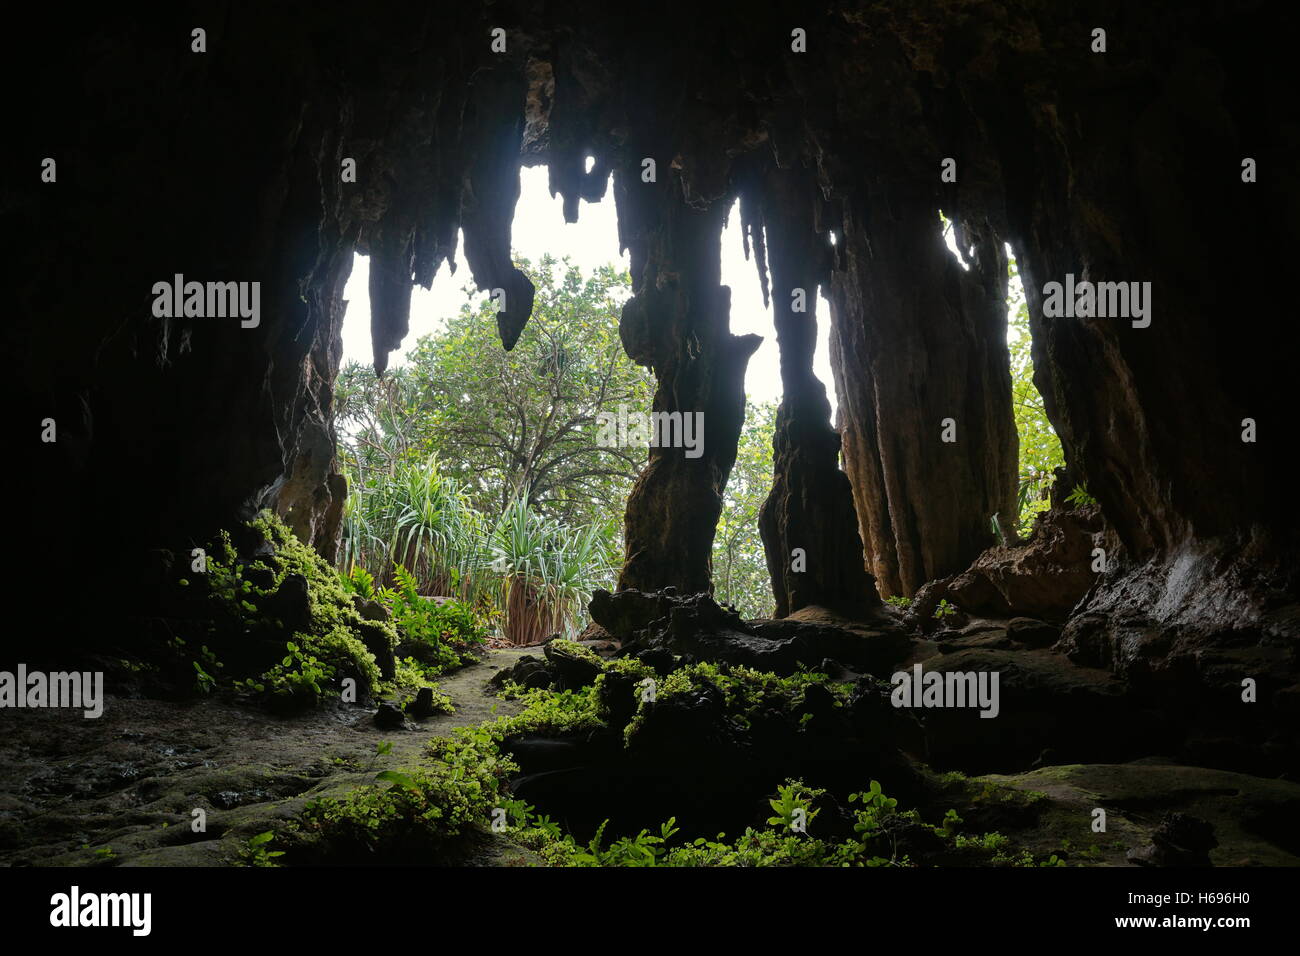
[373,702,408,731]
[1127,812,1219,867]
[542,641,604,690]
[406,687,437,720]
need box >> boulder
[488,654,554,691]
[1127,812,1218,867]
[912,507,1104,624]
[542,641,604,690]
[355,620,396,681]
[406,687,438,720]
[373,702,408,730]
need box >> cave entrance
[716,199,839,618]
[329,167,806,641]
[332,162,629,645]
[329,167,845,635]
[939,213,1065,540]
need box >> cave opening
[939,211,1068,540]
[330,166,833,639]
[4,3,1297,886]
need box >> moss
[196,511,395,704]
[620,661,851,743]
[278,726,515,864]
[546,638,605,667]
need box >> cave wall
[826,181,1018,598]
[4,0,1296,656]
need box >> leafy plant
[1066,484,1098,508]
[243,831,284,867]
[1005,253,1066,534]
[766,781,822,832]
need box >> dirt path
[0,648,537,866]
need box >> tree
[402,255,654,527]
[713,401,777,618]
[1007,254,1065,534]
[333,255,648,639]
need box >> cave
[2,0,1297,921]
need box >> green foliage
[1007,254,1066,535]
[285,727,516,862]
[1066,484,1098,508]
[341,454,493,602]
[337,256,651,526]
[713,400,777,618]
[884,595,912,609]
[621,661,850,742]
[767,780,822,831]
[937,808,963,838]
[382,565,484,665]
[340,453,617,644]
[933,598,958,620]
[198,511,390,705]
[399,256,653,523]
[497,684,607,737]
[340,566,377,599]
[488,497,618,643]
[262,650,1067,868]
[503,774,1046,868]
[191,644,222,694]
[242,831,284,867]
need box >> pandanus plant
[341,455,490,602]
[341,457,619,645]
[487,497,618,645]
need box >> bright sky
[340,165,835,409]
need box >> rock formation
[4,1,1296,706]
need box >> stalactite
[4,0,1294,678]
[743,158,877,617]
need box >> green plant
[489,497,616,645]
[937,808,963,838]
[284,728,517,863]
[884,595,912,608]
[1004,252,1066,534]
[192,661,217,694]
[341,566,377,599]
[200,511,391,705]
[243,831,284,867]
[766,781,822,832]
[1066,484,1098,508]
[933,599,958,620]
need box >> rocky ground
[0,651,535,866]
[3,638,1296,867]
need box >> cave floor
[0,650,538,866]
[1,647,1296,867]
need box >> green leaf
[374,770,421,791]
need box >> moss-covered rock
[979,762,1300,866]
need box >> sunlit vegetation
[335,255,781,633]
[1007,255,1065,535]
